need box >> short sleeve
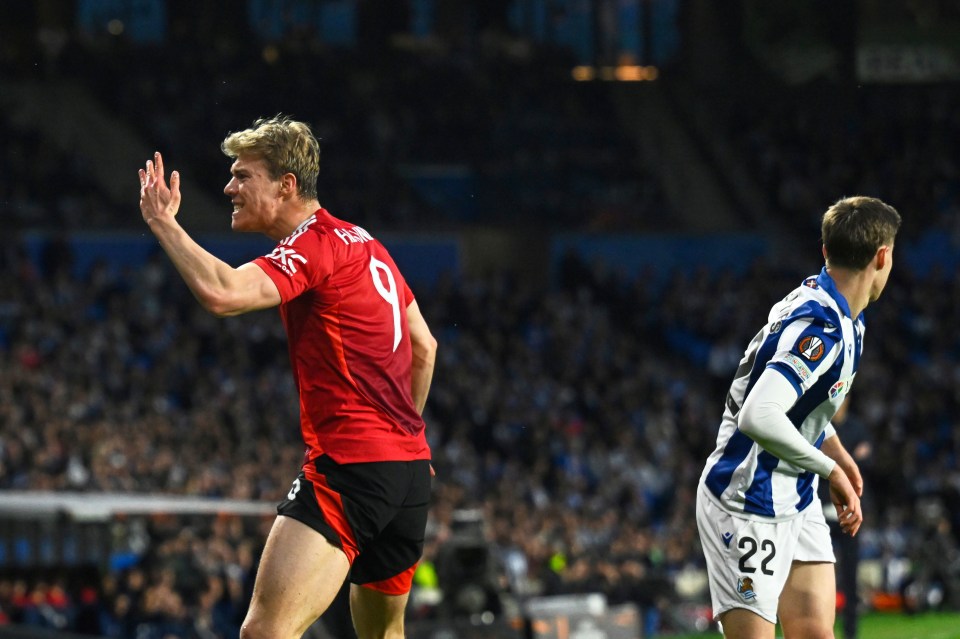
[767,316,842,396]
[253,228,334,302]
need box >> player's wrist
[823,460,841,481]
[147,214,182,235]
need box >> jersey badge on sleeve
[797,335,825,361]
[829,379,850,400]
[782,353,812,381]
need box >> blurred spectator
[1,239,958,635]
[1,9,959,637]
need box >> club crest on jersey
[737,577,757,601]
[797,335,825,361]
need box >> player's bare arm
[827,464,862,536]
[821,433,863,497]
[406,299,437,415]
[139,152,282,316]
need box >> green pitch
[835,612,960,639]
[669,611,960,639]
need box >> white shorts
[696,485,835,624]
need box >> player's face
[224,155,282,233]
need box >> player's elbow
[199,290,245,318]
[413,333,438,364]
[736,400,764,438]
[207,305,242,318]
[738,416,759,438]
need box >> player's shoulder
[309,209,382,249]
[778,277,843,327]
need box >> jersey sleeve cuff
[765,362,803,397]
[253,257,292,302]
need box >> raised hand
[138,151,182,225]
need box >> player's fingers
[841,503,862,535]
[170,171,181,202]
[155,152,164,182]
[847,513,862,536]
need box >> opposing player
[138,115,437,639]
[696,196,900,638]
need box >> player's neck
[267,201,321,241]
[825,266,870,318]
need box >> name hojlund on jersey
[334,226,373,245]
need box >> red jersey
[253,209,431,464]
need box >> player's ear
[821,244,829,263]
[875,245,890,271]
[279,173,297,197]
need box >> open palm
[138,151,181,224]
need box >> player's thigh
[778,561,836,639]
[696,487,799,625]
[778,502,836,638]
[349,459,431,591]
[718,607,776,639]
[350,583,410,639]
[243,516,351,639]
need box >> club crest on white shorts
[737,577,757,601]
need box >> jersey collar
[816,267,853,318]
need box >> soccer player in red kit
[138,115,437,639]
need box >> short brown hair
[221,115,320,200]
[821,196,901,270]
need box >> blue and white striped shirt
[700,268,863,520]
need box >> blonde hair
[821,196,901,270]
[221,115,320,200]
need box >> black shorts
[277,454,432,594]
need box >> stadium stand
[1,2,960,638]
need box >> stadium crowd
[717,80,960,245]
[2,7,960,638]
[1,229,959,635]
[3,12,671,235]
